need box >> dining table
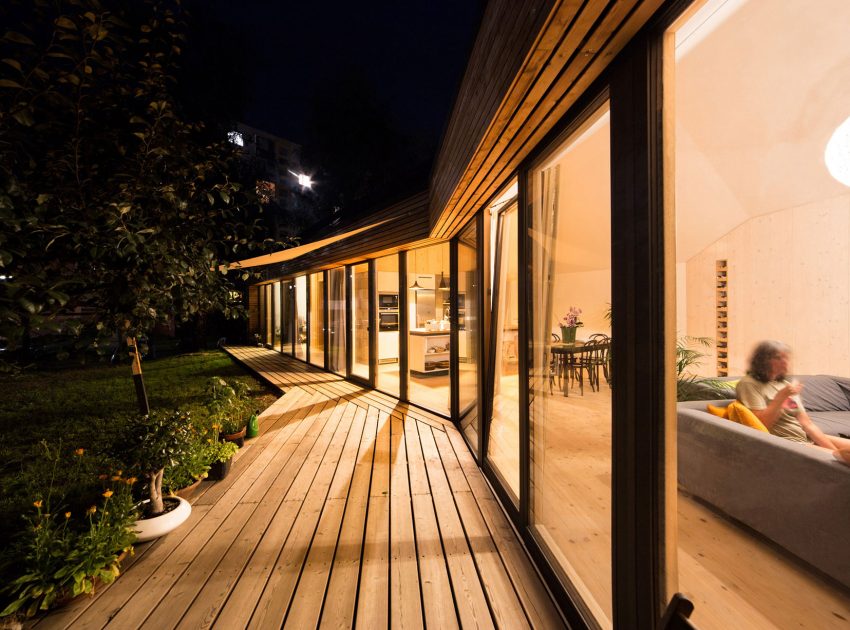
[550,339,611,396]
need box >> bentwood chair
[585,334,611,390]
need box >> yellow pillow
[706,404,729,419]
[726,401,769,433]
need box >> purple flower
[561,306,583,327]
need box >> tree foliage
[0,0,262,352]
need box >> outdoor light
[825,115,850,187]
[227,131,244,147]
[289,170,313,189]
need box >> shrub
[0,445,137,618]
[206,377,252,434]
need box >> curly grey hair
[747,340,790,382]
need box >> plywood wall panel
[683,196,850,378]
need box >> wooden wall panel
[684,195,850,378]
[430,0,664,240]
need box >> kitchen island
[409,328,450,376]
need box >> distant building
[228,122,316,238]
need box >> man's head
[748,340,791,382]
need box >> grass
[0,350,278,522]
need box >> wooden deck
[37,346,564,629]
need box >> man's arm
[737,380,801,430]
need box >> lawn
[0,350,278,541]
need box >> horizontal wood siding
[430,0,556,231]
[261,192,439,280]
[247,285,259,335]
[430,0,664,239]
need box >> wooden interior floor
[488,374,850,629]
[35,346,564,630]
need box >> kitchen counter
[409,329,450,376]
[410,328,451,336]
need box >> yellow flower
[111,475,122,481]
[75,448,85,456]
[102,489,114,498]
[65,512,71,519]
[33,500,43,509]
[87,505,97,514]
[126,477,137,485]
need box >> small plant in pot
[206,377,251,447]
[207,439,239,481]
[122,410,196,541]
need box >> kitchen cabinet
[409,329,450,376]
[378,331,399,363]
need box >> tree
[0,0,263,366]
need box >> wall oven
[379,311,399,331]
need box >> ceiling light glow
[825,115,850,187]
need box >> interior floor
[487,376,850,629]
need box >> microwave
[378,293,399,310]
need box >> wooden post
[127,336,150,415]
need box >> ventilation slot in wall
[716,260,728,377]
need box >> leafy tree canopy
[0,0,266,354]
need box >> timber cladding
[263,192,440,279]
[429,0,664,239]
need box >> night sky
[199,1,485,147]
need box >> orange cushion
[706,403,729,419]
[726,401,769,433]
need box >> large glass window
[328,267,347,375]
[272,281,281,350]
[407,243,451,416]
[264,284,272,346]
[281,280,293,355]
[666,2,850,628]
[351,263,370,381]
[375,254,400,396]
[458,219,480,451]
[295,275,307,361]
[528,103,613,626]
[486,181,520,500]
[309,272,325,368]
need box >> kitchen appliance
[379,311,399,331]
[378,293,399,310]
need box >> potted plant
[207,439,239,481]
[122,410,196,542]
[206,377,251,447]
[560,306,583,344]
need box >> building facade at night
[239,1,850,627]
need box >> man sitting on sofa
[737,340,850,466]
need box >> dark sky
[199,1,485,147]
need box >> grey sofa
[677,374,850,589]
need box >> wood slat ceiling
[429,0,665,239]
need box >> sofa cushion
[807,410,850,437]
[798,375,850,412]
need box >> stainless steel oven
[378,311,399,331]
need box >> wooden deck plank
[213,398,348,627]
[417,422,495,630]
[319,406,378,628]
[40,347,564,630]
[389,415,425,629]
[445,426,566,629]
[246,400,355,629]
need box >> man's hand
[782,380,803,399]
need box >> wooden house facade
[241,1,850,628]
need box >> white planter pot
[133,496,191,542]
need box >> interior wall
[683,194,850,377]
[551,270,612,337]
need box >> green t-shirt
[736,375,810,443]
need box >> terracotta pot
[133,496,191,542]
[220,425,246,447]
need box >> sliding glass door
[328,267,346,375]
[350,262,370,382]
[309,272,325,368]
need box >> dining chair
[586,334,611,390]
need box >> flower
[561,306,583,328]
[74,448,85,456]
[102,489,114,498]
[87,505,97,515]
[33,500,43,509]
[65,512,71,519]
